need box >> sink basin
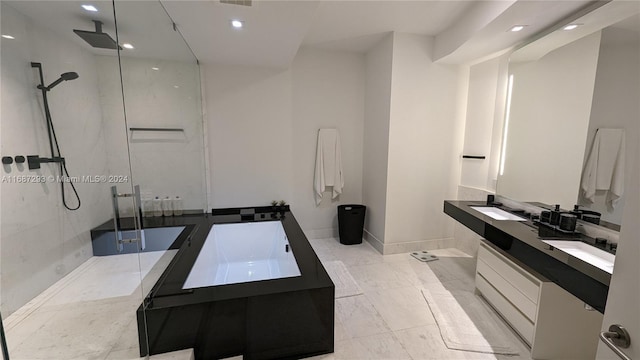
[542,240,615,274]
[471,206,527,221]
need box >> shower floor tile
[4,251,176,360]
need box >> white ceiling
[161,0,600,67]
[5,0,638,68]
[161,0,319,68]
[301,1,473,53]
[4,0,196,62]
[511,1,640,63]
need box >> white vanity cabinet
[475,241,603,359]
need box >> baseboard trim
[380,237,456,255]
[363,229,384,254]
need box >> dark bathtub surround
[126,206,335,360]
[444,201,612,313]
[90,214,203,255]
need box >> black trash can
[337,205,366,245]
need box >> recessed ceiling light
[122,43,134,49]
[509,25,526,32]
[1,34,15,39]
[563,24,580,31]
[173,85,180,89]
[231,20,243,29]
[151,67,160,71]
[81,4,98,12]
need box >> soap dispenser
[570,205,583,219]
[550,204,561,225]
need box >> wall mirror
[497,1,640,231]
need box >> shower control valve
[27,155,65,170]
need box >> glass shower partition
[113,1,207,221]
[0,1,147,358]
[113,0,207,357]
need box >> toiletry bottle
[141,189,153,218]
[570,205,583,219]
[550,204,561,225]
[162,196,173,216]
[143,198,154,218]
[173,196,183,216]
[153,196,163,217]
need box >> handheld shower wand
[37,72,79,92]
[30,62,81,211]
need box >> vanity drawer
[477,259,537,322]
[478,243,540,304]
[476,274,535,345]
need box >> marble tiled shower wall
[0,3,113,315]
[1,3,206,315]
[95,56,206,214]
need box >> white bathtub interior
[183,221,301,289]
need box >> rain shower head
[38,72,79,91]
[73,20,121,50]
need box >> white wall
[291,48,364,238]
[362,34,394,248]
[203,47,365,237]
[498,32,601,209]
[578,27,639,225]
[1,3,112,315]
[381,33,463,253]
[96,56,206,212]
[204,64,294,208]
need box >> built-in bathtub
[137,207,334,360]
[183,221,301,288]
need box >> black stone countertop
[445,200,611,312]
[91,208,334,311]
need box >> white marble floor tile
[5,245,531,360]
[395,324,473,360]
[108,317,141,353]
[334,314,350,342]
[381,252,415,263]
[335,295,391,339]
[314,247,339,262]
[330,242,384,267]
[365,286,436,331]
[337,332,411,360]
[7,299,134,360]
[348,262,418,292]
[409,257,476,287]
[309,238,342,251]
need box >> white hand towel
[581,128,625,207]
[314,128,344,205]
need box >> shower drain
[410,251,439,262]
